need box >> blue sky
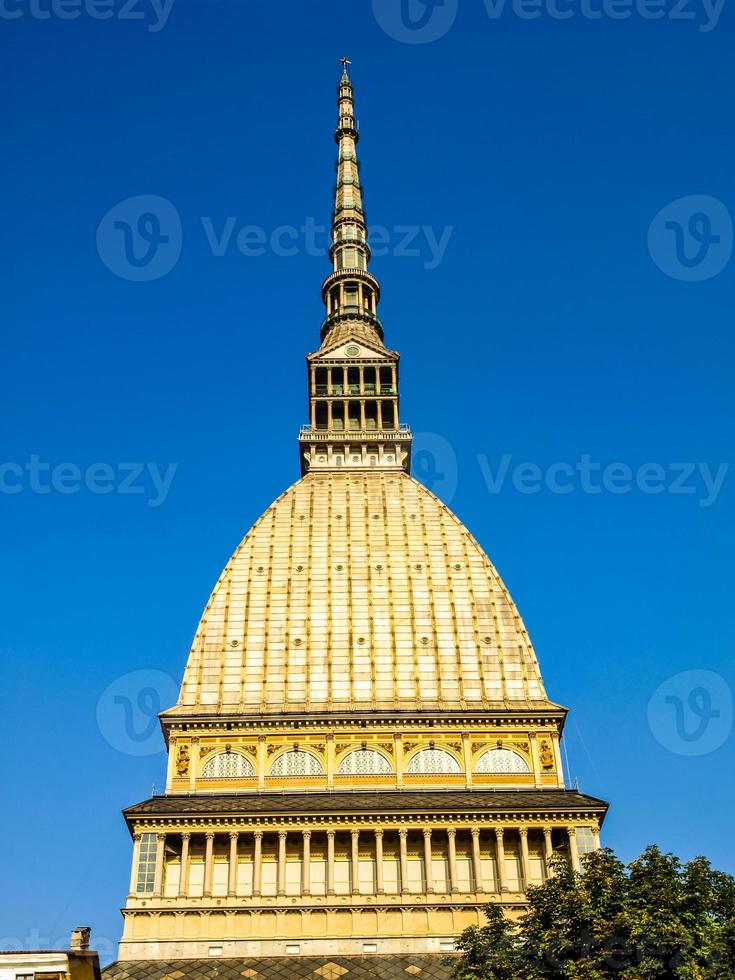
[2,0,734,962]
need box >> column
[302,831,311,896]
[253,832,263,897]
[189,737,199,792]
[470,828,483,894]
[327,831,336,896]
[153,833,166,897]
[518,828,531,892]
[360,400,366,430]
[129,834,142,894]
[494,829,507,893]
[374,830,384,895]
[326,735,335,790]
[277,831,287,896]
[395,734,404,787]
[351,830,360,895]
[447,829,459,894]
[567,827,581,873]
[593,827,601,851]
[228,832,239,897]
[399,829,409,895]
[377,401,383,430]
[178,833,191,898]
[543,827,554,878]
[257,737,266,790]
[462,733,473,788]
[203,832,215,898]
[423,829,434,894]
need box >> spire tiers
[321,60,382,344]
[298,62,412,476]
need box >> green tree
[450,846,735,980]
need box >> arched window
[475,748,530,775]
[337,749,392,776]
[406,748,461,775]
[200,751,254,779]
[270,750,324,777]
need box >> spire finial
[340,56,351,78]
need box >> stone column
[189,738,199,792]
[228,832,239,897]
[447,829,459,894]
[494,829,508,892]
[153,833,166,897]
[423,829,434,894]
[178,833,191,898]
[129,834,142,894]
[351,831,360,894]
[395,734,404,788]
[326,735,335,790]
[203,832,215,898]
[399,829,409,895]
[327,831,336,896]
[470,828,483,894]
[567,827,581,873]
[518,828,531,892]
[461,733,473,788]
[257,737,266,790]
[374,830,384,895]
[360,400,366,431]
[277,831,287,896]
[593,827,601,851]
[302,831,311,896]
[253,832,263,897]
[543,827,554,861]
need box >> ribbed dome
[173,472,550,715]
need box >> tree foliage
[450,847,735,980]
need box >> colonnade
[131,825,596,900]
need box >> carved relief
[175,744,190,776]
[199,744,215,759]
[540,740,555,770]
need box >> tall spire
[320,58,383,344]
[298,61,412,475]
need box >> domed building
[106,61,608,980]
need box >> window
[270,750,324,777]
[577,827,597,855]
[136,832,158,893]
[475,748,530,775]
[405,748,461,775]
[200,751,255,779]
[337,748,392,776]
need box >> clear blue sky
[2,0,733,963]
